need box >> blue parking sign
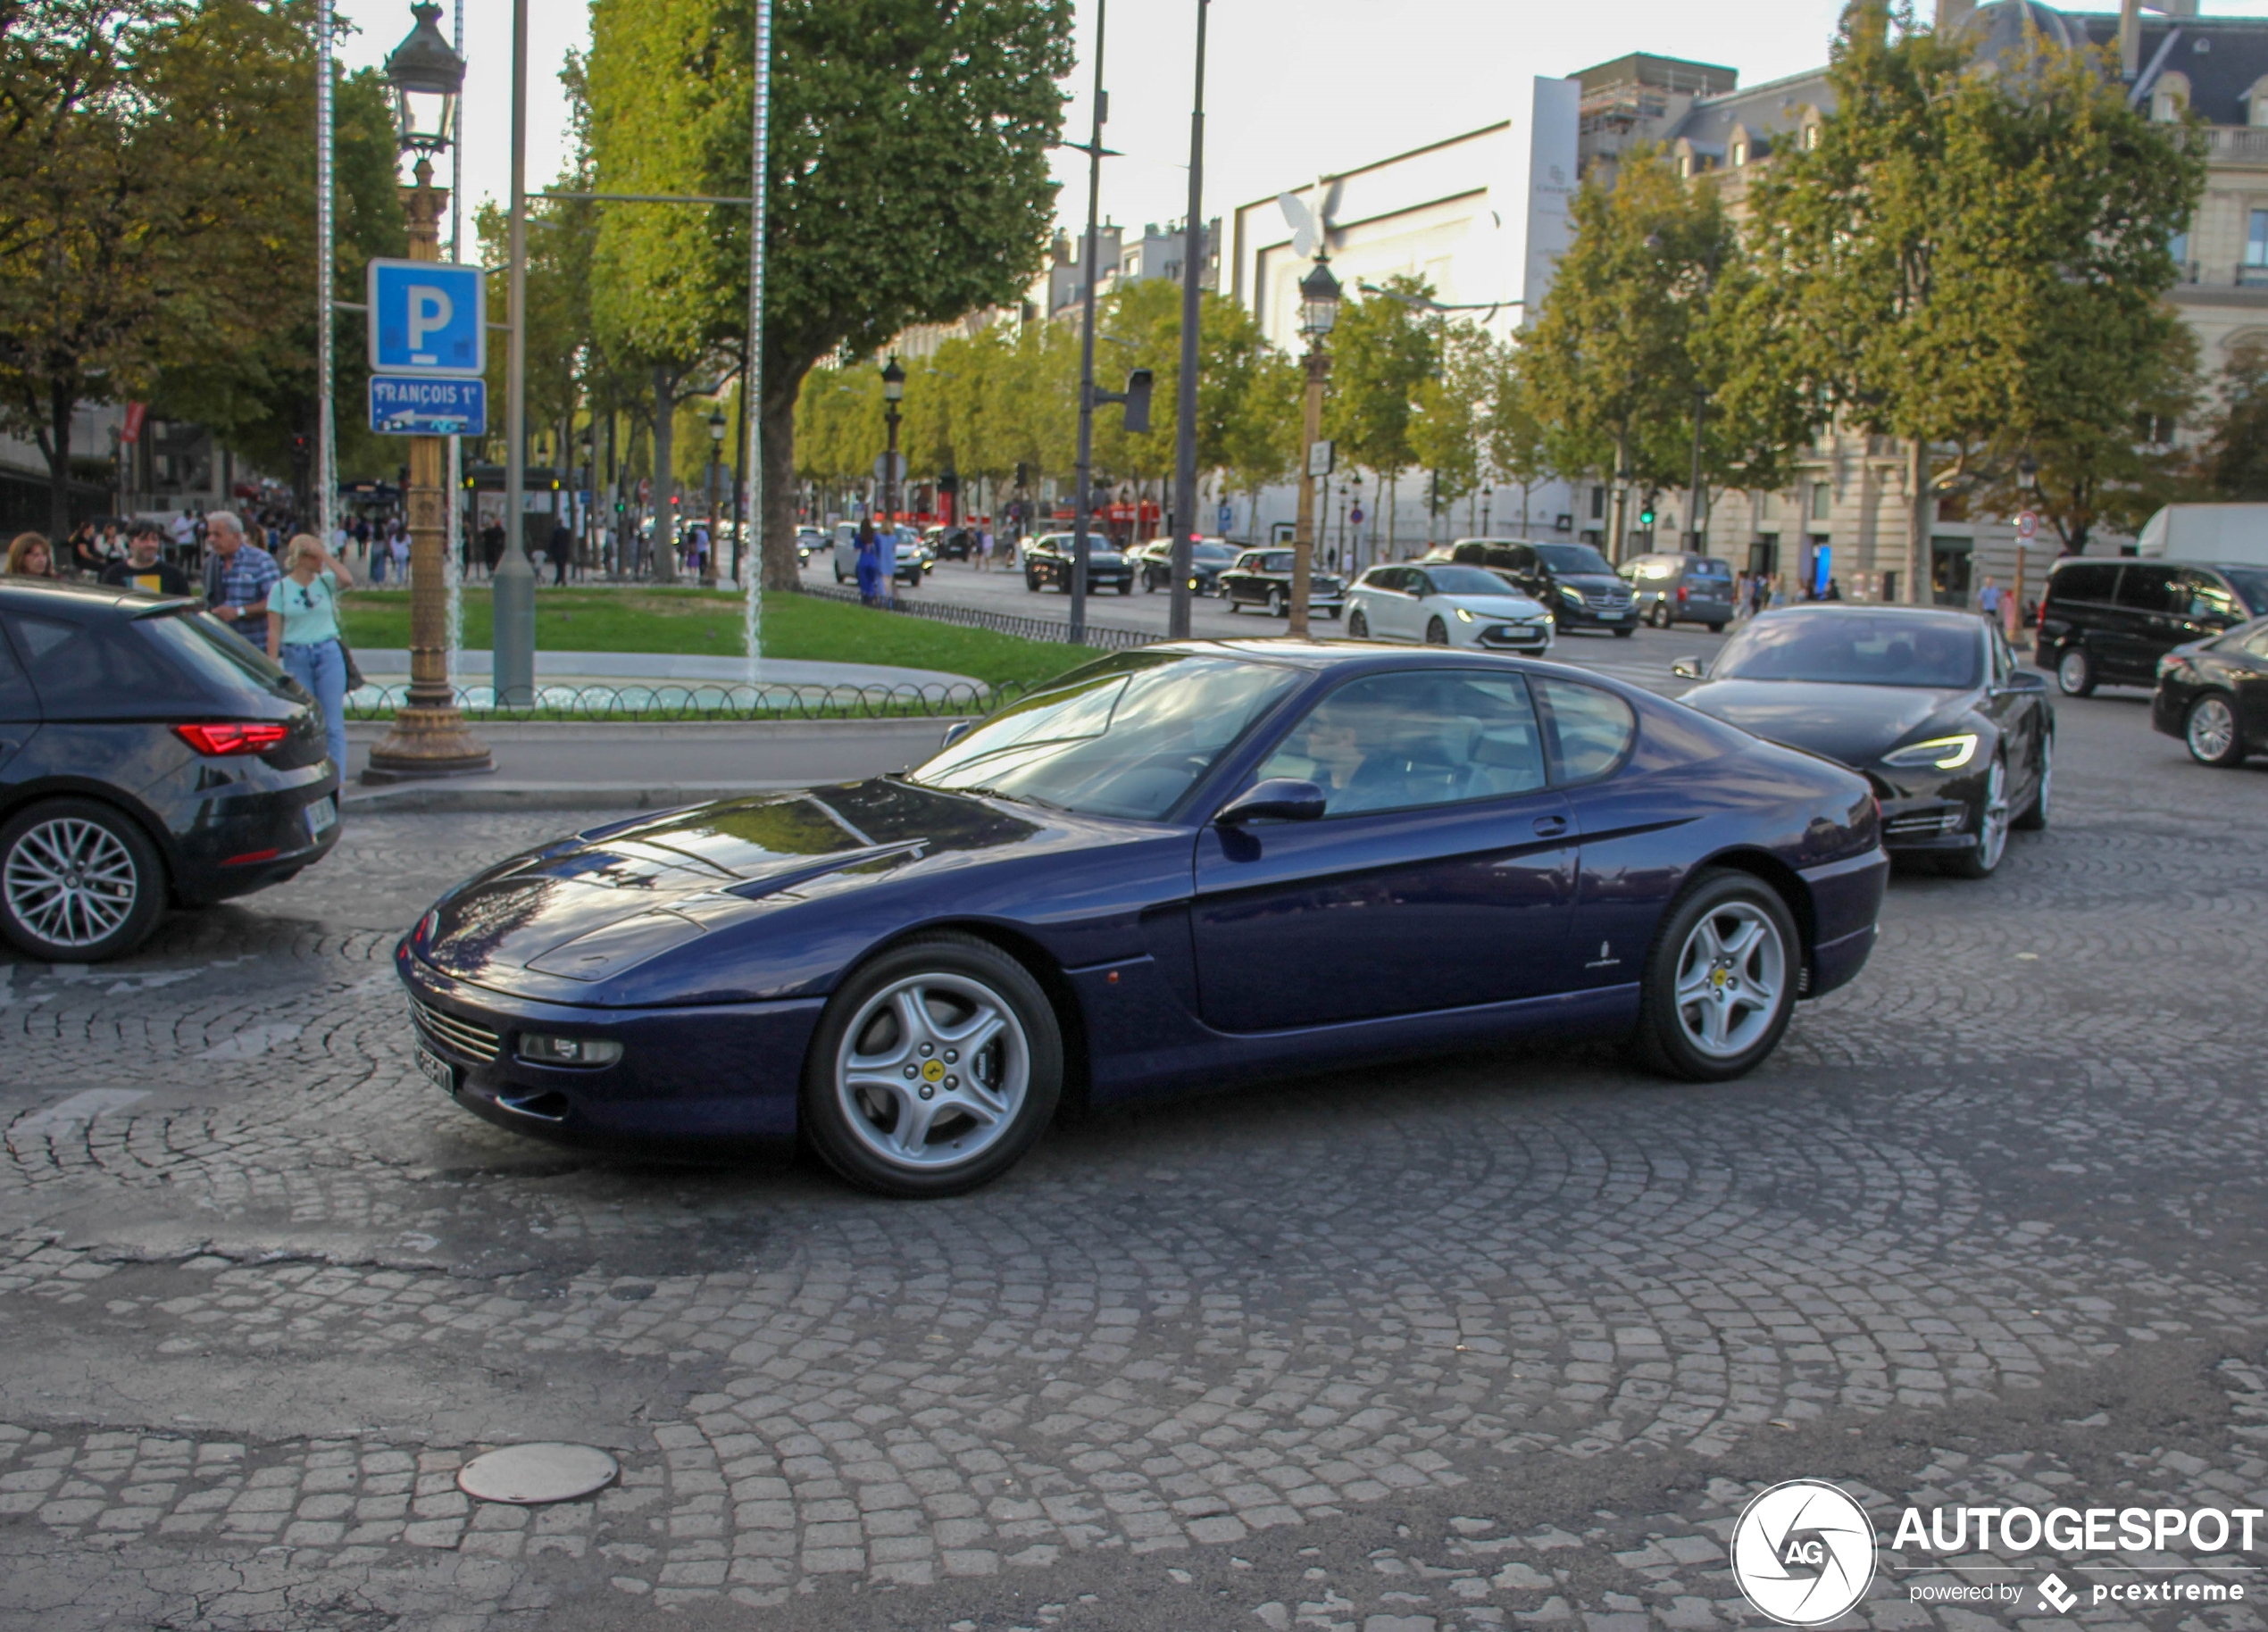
[370,376,486,436]
[366,258,485,377]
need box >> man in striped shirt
[204,511,279,652]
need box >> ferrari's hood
[414,779,1049,985]
[1680,679,1972,768]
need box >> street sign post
[370,376,486,437]
[1216,503,1233,532]
[365,257,486,376]
[872,450,907,486]
[1306,438,1335,479]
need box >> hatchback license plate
[415,1045,457,1095]
[305,795,338,837]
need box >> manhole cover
[456,1443,619,1504]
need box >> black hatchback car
[2036,556,2268,696]
[0,580,339,962]
[2153,616,2268,767]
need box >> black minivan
[0,580,339,962]
[2036,557,2268,695]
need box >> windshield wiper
[958,783,1068,812]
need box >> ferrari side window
[1531,677,1637,783]
[1256,671,1547,816]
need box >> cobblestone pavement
[3,682,2266,1631]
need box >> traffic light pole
[1067,0,1108,647]
[1166,0,1207,642]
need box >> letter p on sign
[407,287,454,361]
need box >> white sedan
[1344,562,1555,652]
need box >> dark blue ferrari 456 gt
[398,640,1887,1196]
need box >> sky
[338,0,2268,253]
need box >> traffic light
[1638,504,1656,529]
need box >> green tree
[1484,362,1553,535]
[1517,149,1737,557]
[0,0,334,534]
[1326,276,1439,553]
[2201,336,2268,502]
[1744,1,2204,596]
[585,0,1070,589]
[1408,324,1497,543]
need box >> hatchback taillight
[174,721,289,757]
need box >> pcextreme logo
[1731,1480,1878,1626]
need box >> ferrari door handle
[1532,814,1570,837]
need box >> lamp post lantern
[1289,254,1340,637]
[364,1,489,782]
[880,355,905,530]
[704,406,725,587]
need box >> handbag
[337,637,366,693]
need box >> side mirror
[1215,778,1326,825]
[2003,670,2047,694]
[940,720,975,749]
[1670,657,1708,680]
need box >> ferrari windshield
[1712,610,1983,689]
[911,653,1301,820]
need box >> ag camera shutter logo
[1731,1479,1877,1626]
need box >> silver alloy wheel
[2188,695,2237,763]
[2056,649,2089,693]
[1672,900,1787,1060]
[835,972,1030,1171]
[4,817,139,949]
[1973,757,2010,870]
[2029,735,2053,820]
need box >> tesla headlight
[1558,584,1585,604]
[1455,606,1474,623]
[1881,733,1979,770]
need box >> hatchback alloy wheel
[0,799,166,962]
[2185,692,2244,767]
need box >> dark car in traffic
[2036,555,2268,696]
[1130,537,1239,594]
[0,579,340,962]
[1023,533,1132,595]
[1621,552,1736,631]
[2152,615,2268,766]
[1219,549,1345,618]
[398,641,1887,1197]
[1673,604,2050,879]
[1432,539,1639,636]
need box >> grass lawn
[338,587,1087,691]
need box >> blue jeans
[281,638,348,773]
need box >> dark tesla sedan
[0,579,340,961]
[1672,604,2051,879]
[399,641,1886,1197]
[2153,616,2268,766]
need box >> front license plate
[415,1045,458,1096]
[305,795,338,837]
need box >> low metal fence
[791,579,1160,651]
[342,679,1030,723]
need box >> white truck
[2133,503,2268,564]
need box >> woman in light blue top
[268,533,356,772]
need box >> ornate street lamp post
[880,355,905,529]
[1288,254,1340,637]
[366,2,490,781]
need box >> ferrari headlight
[1881,734,1979,770]
[1456,606,1474,623]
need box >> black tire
[1632,870,1802,1082]
[1224,596,1241,614]
[833,564,846,584]
[1025,573,1041,593]
[1706,622,1725,634]
[800,932,1063,1199]
[1144,570,1159,593]
[2013,731,2053,829]
[1325,607,1342,620]
[1425,616,1449,645]
[1116,579,1131,595]
[1939,754,2012,880]
[1269,588,1288,619]
[2055,645,2097,697]
[1347,609,1370,638]
[2184,691,2247,768]
[0,797,168,964]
